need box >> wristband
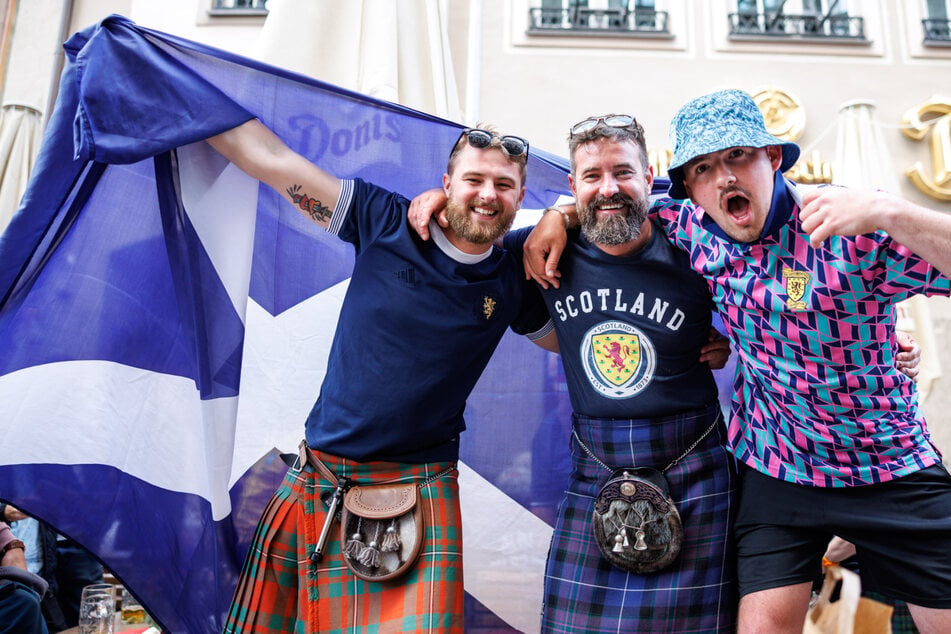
[544,206,570,228]
[0,539,25,556]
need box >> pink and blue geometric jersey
[653,186,950,488]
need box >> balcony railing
[728,12,865,40]
[210,0,268,13]
[528,7,669,35]
[923,18,951,43]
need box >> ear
[517,185,526,210]
[645,164,654,192]
[443,172,451,194]
[767,145,784,171]
[568,173,577,199]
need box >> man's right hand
[408,188,449,240]
[523,206,570,289]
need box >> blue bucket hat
[666,89,800,200]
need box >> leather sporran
[592,466,683,574]
[340,482,424,582]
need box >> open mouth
[592,194,631,215]
[596,201,625,214]
[471,203,500,218]
[723,191,752,225]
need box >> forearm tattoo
[287,184,332,223]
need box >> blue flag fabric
[0,15,721,633]
[0,15,578,633]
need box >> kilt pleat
[541,403,738,633]
[224,447,463,633]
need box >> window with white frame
[924,0,951,41]
[730,0,864,39]
[529,0,668,35]
[208,0,268,15]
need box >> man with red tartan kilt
[208,120,556,633]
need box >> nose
[599,175,619,198]
[713,161,736,188]
[479,181,499,202]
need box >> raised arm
[207,119,342,230]
[800,187,951,279]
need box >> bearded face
[444,195,515,245]
[579,191,649,246]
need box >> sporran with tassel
[575,413,720,574]
[340,482,424,582]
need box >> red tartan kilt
[225,447,463,633]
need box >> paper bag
[803,565,894,634]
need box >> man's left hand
[896,331,921,381]
[699,328,731,370]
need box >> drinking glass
[120,586,147,624]
[79,584,115,634]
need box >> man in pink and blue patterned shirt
[525,89,951,634]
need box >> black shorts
[734,462,951,608]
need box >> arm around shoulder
[522,203,576,289]
[207,119,342,229]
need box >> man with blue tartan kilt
[407,114,927,632]
[523,94,944,633]
[503,115,737,633]
[407,114,922,632]
[207,120,555,633]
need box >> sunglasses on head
[458,128,530,158]
[570,114,638,137]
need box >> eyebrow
[581,161,638,175]
[459,169,518,186]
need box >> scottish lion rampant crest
[782,267,811,311]
[581,322,656,399]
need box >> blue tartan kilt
[541,403,738,634]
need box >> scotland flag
[0,14,585,633]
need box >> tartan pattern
[224,449,463,633]
[653,196,950,487]
[542,404,737,633]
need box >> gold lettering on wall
[752,87,832,184]
[752,87,806,142]
[901,97,951,201]
[785,150,833,184]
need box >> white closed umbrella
[0,103,43,231]
[252,0,462,120]
[833,100,941,398]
